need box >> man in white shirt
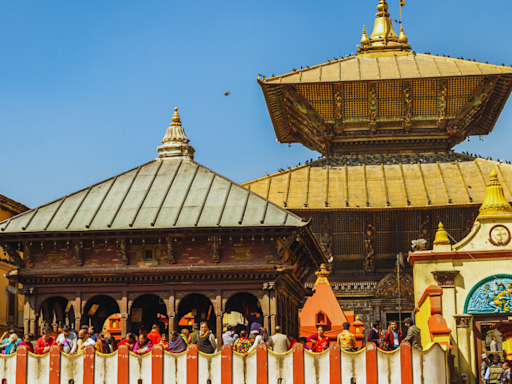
[222,325,238,346]
[56,325,77,354]
[269,326,290,353]
[490,336,498,352]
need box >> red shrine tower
[300,264,357,342]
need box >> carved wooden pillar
[121,291,128,338]
[262,286,270,331]
[74,293,82,331]
[24,295,36,335]
[168,289,176,335]
[216,290,222,347]
[270,287,277,335]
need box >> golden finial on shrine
[398,25,408,44]
[478,169,512,218]
[360,26,371,46]
[172,107,181,123]
[314,263,330,285]
[433,222,450,245]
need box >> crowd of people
[481,353,511,384]
[0,317,423,357]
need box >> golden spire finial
[157,106,195,159]
[360,26,371,46]
[314,263,330,286]
[477,169,512,218]
[172,107,181,123]
[433,222,450,245]
[398,25,408,44]
[358,0,411,54]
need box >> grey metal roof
[0,158,306,234]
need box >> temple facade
[0,108,325,339]
[243,0,512,331]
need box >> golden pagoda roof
[261,54,512,85]
[242,154,512,210]
[258,0,512,156]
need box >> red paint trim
[49,345,60,384]
[15,345,27,384]
[117,345,129,384]
[293,343,304,384]
[152,344,164,384]
[256,343,268,384]
[83,345,95,384]
[365,342,377,384]
[329,343,341,384]
[408,248,512,265]
[221,344,233,384]
[186,344,199,384]
[400,342,413,384]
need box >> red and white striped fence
[1,341,448,384]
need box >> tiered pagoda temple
[0,108,325,339]
[243,0,512,329]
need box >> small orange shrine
[105,313,122,341]
[300,264,365,347]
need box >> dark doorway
[177,294,215,333]
[39,296,75,336]
[224,292,261,334]
[83,295,120,334]
[130,294,167,336]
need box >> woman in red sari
[306,326,330,352]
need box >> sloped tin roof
[0,158,306,234]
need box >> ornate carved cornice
[453,314,472,328]
[431,270,459,288]
[19,270,280,287]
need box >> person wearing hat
[459,373,468,384]
[403,317,422,350]
[250,322,261,335]
[482,353,491,383]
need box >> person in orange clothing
[35,328,57,355]
[147,324,161,346]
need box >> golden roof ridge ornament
[314,263,330,286]
[157,107,195,160]
[477,169,512,218]
[357,0,411,54]
[433,222,450,245]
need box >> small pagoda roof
[0,109,306,235]
[262,53,512,85]
[0,194,29,216]
[242,153,512,210]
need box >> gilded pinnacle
[314,263,330,285]
[477,169,512,218]
[433,222,450,245]
[172,107,181,123]
[360,26,371,46]
[398,25,408,44]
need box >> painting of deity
[466,275,512,314]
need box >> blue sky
[1,0,512,208]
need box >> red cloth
[289,339,298,350]
[147,330,161,346]
[117,338,135,351]
[35,336,56,355]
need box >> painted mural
[466,275,512,314]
